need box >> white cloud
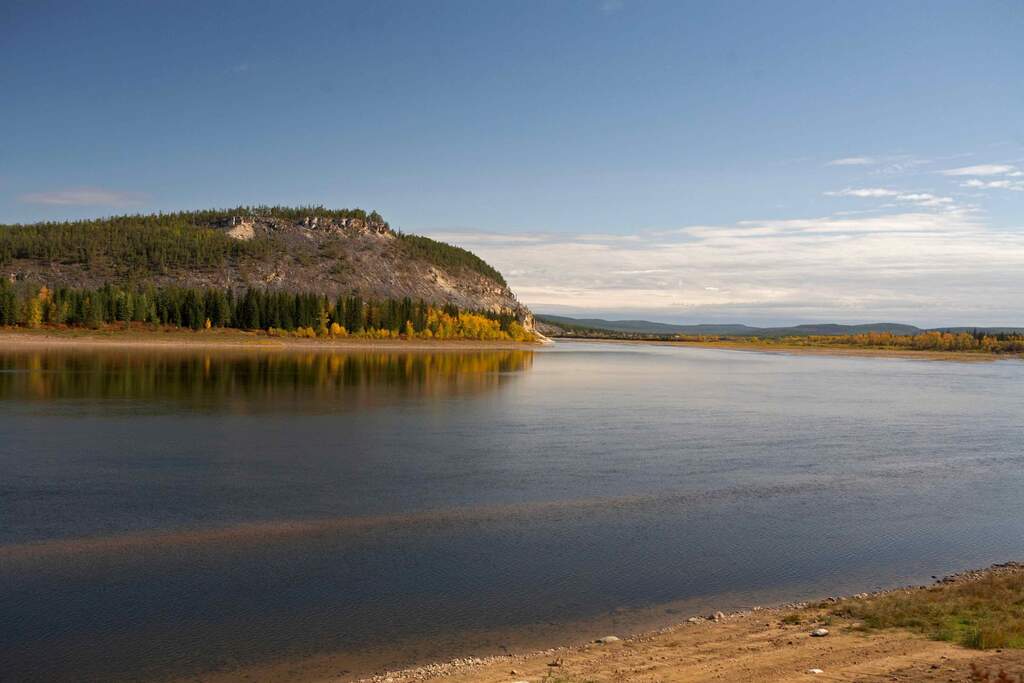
[825,188,956,207]
[895,192,955,207]
[18,187,146,206]
[961,179,1024,191]
[827,157,875,166]
[940,164,1017,176]
[426,206,1024,326]
[826,187,899,198]
[825,155,930,175]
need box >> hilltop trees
[0,207,509,287]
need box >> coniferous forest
[0,207,506,286]
[0,281,533,341]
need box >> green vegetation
[395,232,507,286]
[833,570,1024,649]
[0,207,510,287]
[715,331,1024,354]
[0,281,533,341]
[0,211,272,273]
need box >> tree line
[671,330,1024,354]
[0,281,533,341]
[0,209,284,271]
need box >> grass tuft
[832,571,1024,650]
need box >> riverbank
[560,336,1019,361]
[0,326,543,352]
[353,563,1024,683]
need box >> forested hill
[0,207,528,319]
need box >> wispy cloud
[962,179,1024,192]
[939,163,1024,190]
[940,164,1017,176]
[18,187,146,206]
[825,187,898,198]
[826,155,930,175]
[895,192,955,207]
[825,188,955,207]
[827,156,876,166]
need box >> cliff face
[2,209,531,323]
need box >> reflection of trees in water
[0,349,534,409]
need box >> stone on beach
[596,635,621,644]
[810,628,830,637]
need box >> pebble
[596,635,621,644]
[810,628,830,637]
[807,668,825,674]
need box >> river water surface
[2,341,1024,681]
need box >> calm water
[3,342,1024,681]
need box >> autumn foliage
[0,281,535,342]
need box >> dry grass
[834,570,1024,649]
[969,662,1024,682]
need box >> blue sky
[2,1,1023,325]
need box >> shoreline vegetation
[556,335,1024,361]
[0,282,536,343]
[348,563,1024,683]
[0,326,541,351]
[4,326,1024,360]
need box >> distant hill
[533,315,988,338]
[536,316,760,336]
[0,207,529,318]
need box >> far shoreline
[551,335,1022,361]
[3,327,1020,361]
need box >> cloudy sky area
[3,1,1022,326]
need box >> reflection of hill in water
[0,349,534,412]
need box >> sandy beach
[346,564,1024,683]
